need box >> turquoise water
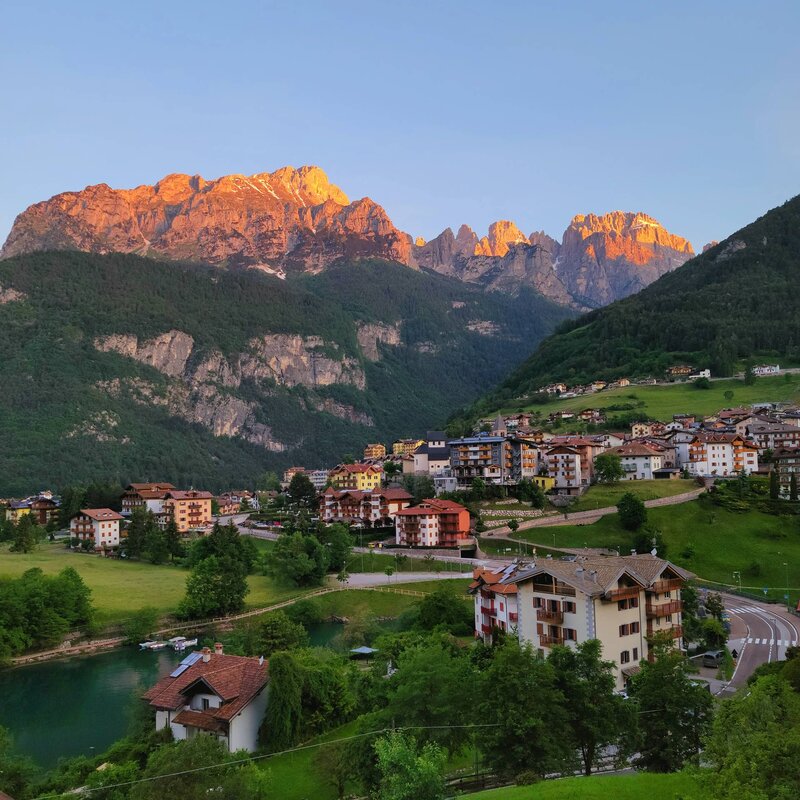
[0,648,181,769]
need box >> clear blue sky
[2,1,799,250]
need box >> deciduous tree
[594,453,625,484]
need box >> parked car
[702,650,725,668]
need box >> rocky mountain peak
[476,220,529,257]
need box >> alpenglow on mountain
[1,166,694,307]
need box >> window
[664,591,671,599]
[631,621,640,633]
[620,650,630,664]
[619,624,629,637]
[564,629,577,641]
[633,647,639,661]
[202,698,210,710]
[630,596,639,608]
[563,601,576,613]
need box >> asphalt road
[721,593,800,694]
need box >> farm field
[500,375,800,422]
[0,542,306,626]
[514,496,800,604]
[466,771,700,799]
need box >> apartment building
[319,486,412,526]
[394,499,471,547]
[502,553,691,689]
[448,434,510,486]
[392,438,425,456]
[121,483,176,516]
[409,432,451,476]
[469,564,521,642]
[162,490,213,533]
[70,508,123,551]
[676,433,759,477]
[328,463,384,491]
[363,443,387,460]
[746,422,800,454]
[543,445,584,494]
[607,443,665,480]
[772,446,800,496]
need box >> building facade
[328,463,384,491]
[319,487,412,526]
[162,490,214,533]
[394,499,471,547]
[70,508,123,550]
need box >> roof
[331,463,382,474]
[395,498,468,517]
[607,443,663,457]
[171,709,227,733]
[143,651,269,721]
[77,508,123,521]
[127,482,177,491]
[165,490,214,500]
[506,553,694,597]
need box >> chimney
[214,642,223,656]
[202,647,211,663]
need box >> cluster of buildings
[470,552,692,690]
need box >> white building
[469,564,522,642]
[544,445,584,494]
[606,443,664,480]
[143,644,269,753]
[70,508,123,550]
[502,554,692,690]
[675,433,759,477]
[752,364,780,376]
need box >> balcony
[647,624,683,640]
[603,586,640,602]
[536,608,564,624]
[650,578,683,593]
[508,612,518,622]
[539,633,564,647]
[646,599,683,618]
[531,582,576,597]
[481,603,496,616]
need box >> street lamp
[732,570,742,594]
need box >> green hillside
[0,252,572,494]
[474,194,800,413]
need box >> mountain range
[1,166,694,308]
[470,193,800,417]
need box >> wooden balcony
[650,578,683,593]
[539,633,564,647]
[646,599,683,618]
[531,582,576,597]
[647,624,683,640]
[603,586,640,602]
[536,608,564,624]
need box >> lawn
[0,543,307,627]
[567,479,697,512]
[467,771,700,799]
[501,375,800,423]
[514,496,800,605]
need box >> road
[719,593,800,694]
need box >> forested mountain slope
[0,251,572,494]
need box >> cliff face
[1,167,411,271]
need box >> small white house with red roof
[143,643,269,753]
[70,508,123,550]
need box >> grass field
[467,771,701,799]
[566,479,697,512]
[501,375,800,422]
[0,543,307,626]
[514,496,800,604]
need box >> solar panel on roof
[182,651,203,666]
[169,663,190,678]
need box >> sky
[1,1,799,250]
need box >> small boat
[172,637,198,652]
[148,641,168,651]
[139,641,157,650]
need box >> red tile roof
[143,652,269,722]
[165,490,214,500]
[78,508,123,521]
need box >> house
[306,469,330,491]
[469,564,521,642]
[606,443,665,480]
[666,365,693,380]
[143,644,269,753]
[215,496,239,516]
[746,422,800,454]
[688,369,711,380]
[753,364,780,376]
[543,383,568,395]
[392,438,425,456]
[547,436,606,482]
[579,408,606,424]
[282,467,307,485]
[162,490,214,533]
[771,446,800,496]
[590,381,607,392]
[121,483,177,516]
[502,553,692,689]
[394,499,471,548]
[676,433,759,477]
[363,443,387,460]
[319,486,412,526]
[70,508,123,550]
[410,432,451,476]
[4,492,61,525]
[328,463,384,491]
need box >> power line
[32,723,502,799]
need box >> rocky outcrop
[308,396,374,426]
[1,166,412,271]
[95,331,195,378]
[356,322,402,361]
[65,410,130,444]
[466,320,501,336]
[0,283,26,304]
[555,212,694,307]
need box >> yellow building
[392,439,425,456]
[162,490,214,533]
[531,475,556,492]
[363,443,387,459]
[328,463,384,491]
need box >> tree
[124,508,151,559]
[724,389,734,402]
[705,591,725,621]
[547,640,634,775]
[478,639,572,778]
[416,586,473,634]
[518,478,546,509]
[744,363,758,385]
[705,675,800,800]
[383,460,401,479]
[123,606,160,644]
[288,472,317,508]
[791,473,798,501]
[164,518,184,562]
[189,522,258,573]
[374,731,446,800]
[257,471,282,492]
[617,492,647,531]
[317,523,353,572]
[627,636,713,772]
[0,726,35,800]
[265,531,330,586]
[402,475,435,504]
[315,740,353,800]
[770,469,780,499]
[470,477,487,501]
[252,611,308,657]
[179,555,249,619]
[10,514,41,553]
[508,518,519,534]
[145,525,169,564]
[694,376,711,389]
